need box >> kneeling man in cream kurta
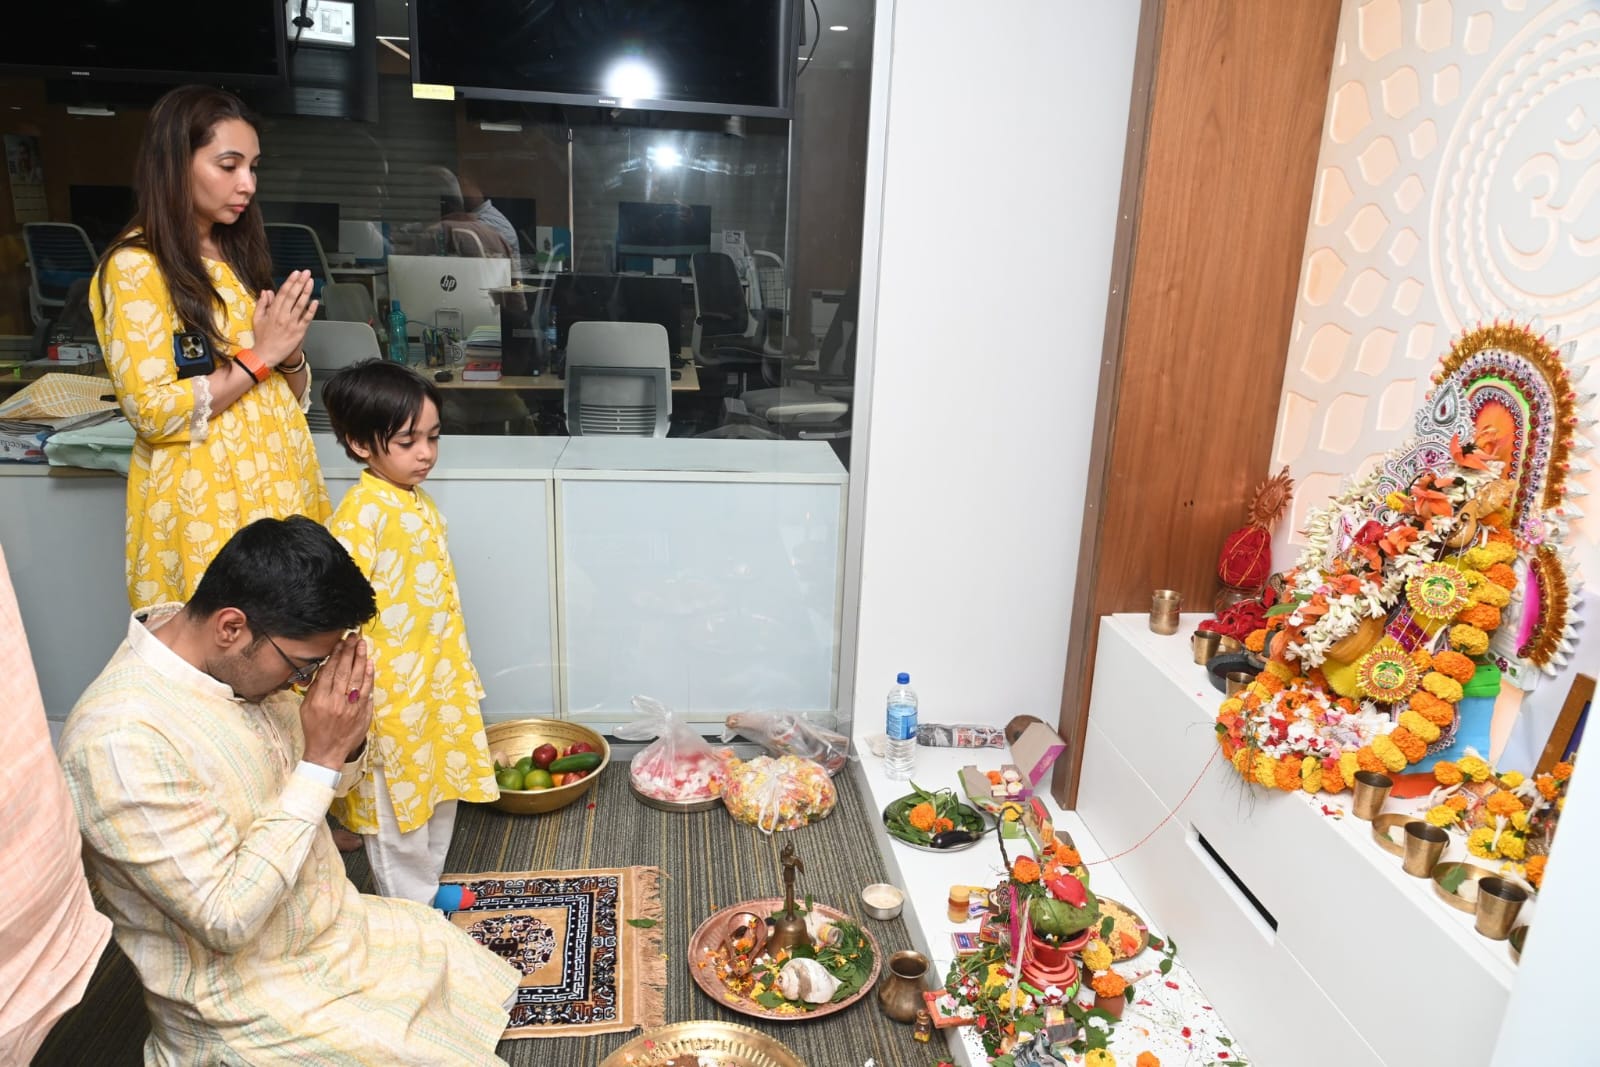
[59,516,519,1066]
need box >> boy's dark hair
[187,516,376,639]
[320,359,444,463]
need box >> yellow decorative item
[1325,615,1386,664]
[1371,734,1407,773]
[1355,639,1422,703]
[1406,563,1471,621]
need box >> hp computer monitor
[387,255,511,337]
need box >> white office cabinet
[556,439,845,725]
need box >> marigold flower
[1255,753,1277,789]
[1372,735,1408,772]
[1432,650,1477,684]
[1458,604,1502,632]
[1499,834,1527,860]
[1486,791,1524,818]
[1265,659,1294,681]
[1399,710,1441,744]
[1425,805,1459,828]
[1467,827,1498,858]
[1449,624,1490,656]
[1082,939,1113,972]
[1423,672,1465,704]
[1525,855,1547,888]
[1091,970,1129,999]
[1499,771,1526,789]
[1435,761,1464,786]
[1301,756,1322,794]
[1470,581,1511,607]
[1510,810,1530,832]
[1535,774,1558,800]
[1085,1051,1118,1067]
[1339,751,1361,789]
[1256,673,1286,696]
[1057,845,1082,866]
[1275,755,1302,792]
[1391,728,1426,763]
[1485,563,1517,590]
[1231,748,1251,777]
[1458,755,1492,782]
[934,817,955,834]
[1356,746,1385,775]
[1011,856,1041,884]
[1411,648,1433,673]
[1445,793,1468,812]
[1320,756,1348,793]
[1245,628,1267,653]
[908,802,938,833]
[1410,691,1456,727]
[987,770,1004,785]
[1137,1054,1161,1067]
[1553,761,1574,781]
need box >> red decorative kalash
[1018,874,1091,992]
[1202,466,1295,635]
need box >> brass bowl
[1370,813,1414,857]
[485,719,610,815]
[1430,861,1498,914]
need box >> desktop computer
[551,274,683,356]
[387,254,511,338]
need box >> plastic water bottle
[387,300,408,363]
[884,672,918,781]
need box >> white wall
[847,0,1140,735]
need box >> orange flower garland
[1090,970,1128,999]
[1011,856,1040,884]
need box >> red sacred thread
[1084,747,1221,866]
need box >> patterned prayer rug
[441,866,666,1040]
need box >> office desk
[433,361,700,393]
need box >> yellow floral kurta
[59,607,518,1066]
[328,472,499,833]
[91,246,329,610]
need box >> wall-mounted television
[411,0,797,119]
[615,201,710,275]
[0,3,286,86]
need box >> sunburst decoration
[1355,638,1421,704]
[1518,545,1577,673]
[1405,563,1471,622]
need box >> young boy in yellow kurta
[321,360,498,902]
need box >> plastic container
[387,300,408,363]
[884,672,918,781]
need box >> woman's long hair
[98,85,274,354]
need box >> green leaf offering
[884,785,987,847]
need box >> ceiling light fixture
[829,24,848,31]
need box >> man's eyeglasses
[260,631,329,686]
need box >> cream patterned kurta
[92,246,330,610]
[58,608,519,1066]
[328,472,499,834]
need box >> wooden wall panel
[1054,0,1341,807]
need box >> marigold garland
[1090,971,1129,999]
[908,802,938,833]
[1422,672,1465,703]
[1372,735,1408,772]
[1485,563,1517,590]
[1011,856,1040,884]
[1457,754,1493,782]
[1435,761,1464,786]
[1525,855,1547,889]
[1449,624,1490,656]
[1410,691,1456,727]
[1390,728,1427,763]
[1245,628,1267,653]
[1082,939,1113,973]
[1399,710,1442,744]
[1458,603,1502,631]
[1432,650,1477,684]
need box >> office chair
[747,249,789,338]
[23,222,97,328]
[448,225,488,258]
[320,281,378,329]
[726,281,858,442]
[690,251,779,392]
[563,320,671,437]
[302,320,381,432]
[265,223,332,297]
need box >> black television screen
[0,3,285,85]
[552,273,683,354]
[616,202,710,275]
[412,0,795,118]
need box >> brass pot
[876,950,928,1024]
[1325,616,1384,664]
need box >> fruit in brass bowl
[485,719,610,815]
[532,743,558,769]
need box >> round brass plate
[1094,896,1151,962]
[600,1020,808,1067]
[1430,861,1499,914]
[1509,924,1528,964]
[1370,813,1415,858]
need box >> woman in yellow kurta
[91,85,327,610]
[322,361,498,903]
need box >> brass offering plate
[1094,896,1151,961]
[1509,925,1528,964]
[628,778,724,813]
[600,1020,808,1067]
[688,897,881,1022]
[1370,813,1415,858]
[1430,861,1499,913]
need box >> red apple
[531,743,559,769]
[565,741,596,757]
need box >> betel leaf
[1439,864,1470,895]
[1218,1036,1233,1047]
[1159,958,1173,975]
[625,918,658,928]
[1099,916,1115,940]
[1264,602,1299,617]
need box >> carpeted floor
[33,766,945,1067]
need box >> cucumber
[549,751,603,773]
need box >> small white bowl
[860,883,905,920]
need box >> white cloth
[365,765,459,904]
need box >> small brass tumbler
[1192,630,1222,664]
[1149,590,1182,635]
[1475,877,1528,940]
[1224,671,1253,695]
[1401,821,1449,877]
[1217,635,1244,655]
[1350,771,1392,821]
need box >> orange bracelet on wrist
[234,348,271,383]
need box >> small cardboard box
[1006,715,1067,791]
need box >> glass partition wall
[0,0,875,733]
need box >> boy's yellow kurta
[59,607,518,1066]
[328,471,499,833]
[92,245,330,610]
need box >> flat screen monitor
[411,0,796,119]
[0,4,284,85]
[388,254,511,338]
[261,201,341,258]
[552,274,683,354]
[615,202,711,275]
[69,184,137,252]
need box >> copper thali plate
[1094,896,1151,961]
[688,897,881,1022]
[600,1020,808,1067]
